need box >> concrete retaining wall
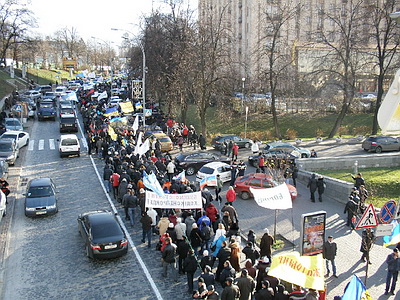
[297,153,400,171]
[297,170,353,204]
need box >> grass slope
[318,167,400,207]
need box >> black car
[248,149,297,167]
[211,135,252,151]
[24,178,58,217]
[37,100,56,121]
[59,114,78,133]
[78,210,128,259]
[362,136,400,153]
[175,152,230,176]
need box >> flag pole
[274,209,277,241]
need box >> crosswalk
[27,138,87,151]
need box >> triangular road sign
[356,203,379,229]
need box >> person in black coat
[183,249,198,294]
[307,173,318,202]
[219,261,236,288]
[216,241,231,281]
[177,236,190,274]
[316,176,326,202]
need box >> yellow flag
[108,125,117,141]
[119,101,134,113]
[268,252,325,291]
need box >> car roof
[60,134,79,139]
[85,211,116,225]
[29,177,52,187]
[152,132,169,138]
[202,161,230,168]
[240,173,273,180]
[1,130,27,135]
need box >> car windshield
[61,138,78,146]
[0,144,12,151]
[1,134,16,140]
[91,222,122,239]
[27,186,54,198]
[6,120,20,126]
[158,137,170,142]
[40,103,53,108]
[199,166,214,174]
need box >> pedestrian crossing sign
[355,203,378,229]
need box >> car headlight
[47,204,56,209]
[7,155,14,160]
[25,207,35,211]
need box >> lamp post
[111,28,146,127]
[241,77,246,111]
[244,106,249,138]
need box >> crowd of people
[77,81,321,299]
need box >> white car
[58,134,80,158]
[196,162,231,184]
[0,131,29,149]
[55,86,67,96]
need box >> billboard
[300,211,326,256]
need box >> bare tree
[317,0,366,138]
[0,0,36,66]
[369,0,400,134]
[53,27,85,59]
[257,2,300,138]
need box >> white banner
[250,184,292,210]
[145,191,202,209]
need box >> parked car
[59,100,74,110]
[211,135,252,151]
[175,152,230,176]
[264,142,311,158]
[77,210,129,259]
[248,149,297,167]
[4,118,23,131]
[0,131,29,149]
[234,173,297,200]
[59,114,78,133]
[24,178,58,217]
[0,139,19,165]
[196,162,231,183]
[37,100,56,121]
[362,136,400,153]
[58,134,80,157]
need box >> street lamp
[241,77,246,111]
[244,106,249,138]
[111,28,146,127]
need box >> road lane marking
[49,139,55,150]
[28,140,34,151]
[38,140,44,150]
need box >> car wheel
[25,139,29,147]
[375,146,382,153]
[301,154,307,158]
[240,191,251,200]
[244,142,250,149]
[186,166,196,176]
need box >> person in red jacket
[110,172,120,200]
[182,125,189,143]
[258,153,265,173]
[206,202,218,229]
[231,143,239,160]
[226,186,236,204]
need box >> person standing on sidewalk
[307,174,318,202]
[344,196,358,230]
[259,228,274,263]
[162,237,178,282]
[216,174,223,203]
[385,248,399,295]
[316,176,326,202]
[323,236,338,278]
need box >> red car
[234,173,297,200]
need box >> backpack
[201,225,211,241]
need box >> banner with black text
[145,191,202,209]
[250,183,292,209]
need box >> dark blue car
[37,100,56,121]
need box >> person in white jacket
[166,161,176,182]
[147,207,158,234]
[251,140,260,154]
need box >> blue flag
[383,220,400,247]
[142,171,165,198]
[342,275,367,300]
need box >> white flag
[98,91,108,101]
[132,116,139,134]
[138,138,150,156]
[250,184,292,209]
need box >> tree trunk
[180,92,188,124]
[372,73,385,135]
[271,96,281,138]
[328,100,349,138]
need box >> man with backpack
[122,188,138,227]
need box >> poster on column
[300,211,326,256]
[145,191,202,209]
